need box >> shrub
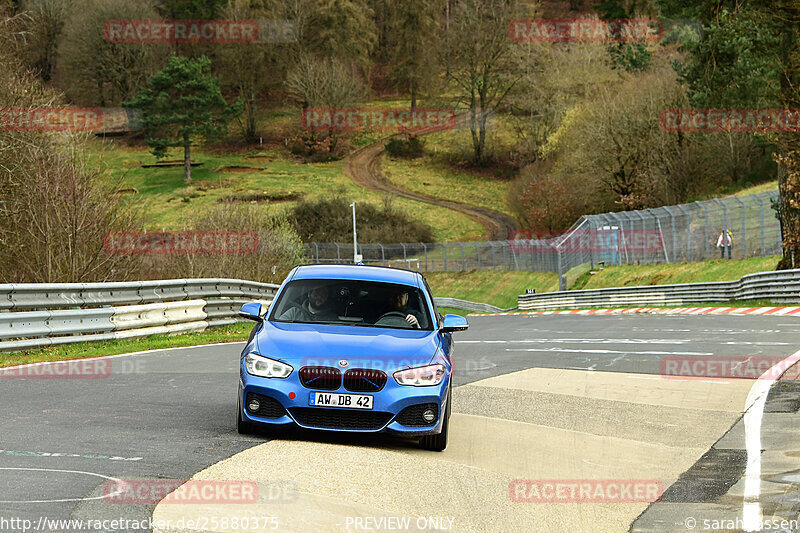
[288,195,435,244]
[385,136,425,158]
[143,205,306,284]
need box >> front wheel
[420,385,451,451]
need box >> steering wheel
[374,311,410,327]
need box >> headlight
[244,353,293,378]
[393,364,446,386]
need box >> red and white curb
[471,306,800,317]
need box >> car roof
[290,264,422,286]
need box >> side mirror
[440,314,468,333]
[238,302,266,322]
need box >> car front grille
[245,392,287,419]
[343,368,387,392]
[396,403,439,427]
[289,407,393,430]
[299,366,341,390]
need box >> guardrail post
[335,243,341,263]
[401,243,407,267]
[557,246,566,291]
[502,241,508,270]
[422,243,428,271]
[378,243,386,266]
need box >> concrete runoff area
[153,364,775,532]
[1,314,799,532]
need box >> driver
[279,284,338,322]
[380,289,420,328]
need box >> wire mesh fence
[305,190,783,289]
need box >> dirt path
[344,137,520,241]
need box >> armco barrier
[0,279,279,353]
[433,297,512,314]
[518,269,800,310]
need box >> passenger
[279,284,338,322]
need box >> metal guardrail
[433,297,512,314]
[518,269,800,311]
[0,279,279,352]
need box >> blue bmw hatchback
[236,264,468,451]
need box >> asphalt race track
[1,314,800,532]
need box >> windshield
[269,279,433,330]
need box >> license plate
[309,392,373,410]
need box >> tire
[236,394,258,435]
[420,385,451,451]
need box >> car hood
[255,321,440,371]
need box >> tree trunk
[246,85,257,142]
[410,79,417,110]
[184,133,192,184]
[777,1,800,268]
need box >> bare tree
[215,0,286,142]
[57,0,168,106]
[20,0,70,81]
[0,134,144,283]
[0,12,143,283]
[285,55,366,152]
[443,0,525,163]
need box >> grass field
[382,155,513,216]
[425,270,559,309]
[423,256,781,308]
[90,138,483,242]
[579,256,780,290]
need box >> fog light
[422,409,436,423]
[248,399,260,412]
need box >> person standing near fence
[716,229,733,259]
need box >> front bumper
[239,370,450,437]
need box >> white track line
[742,348,800,531]
[0,467,123,503]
